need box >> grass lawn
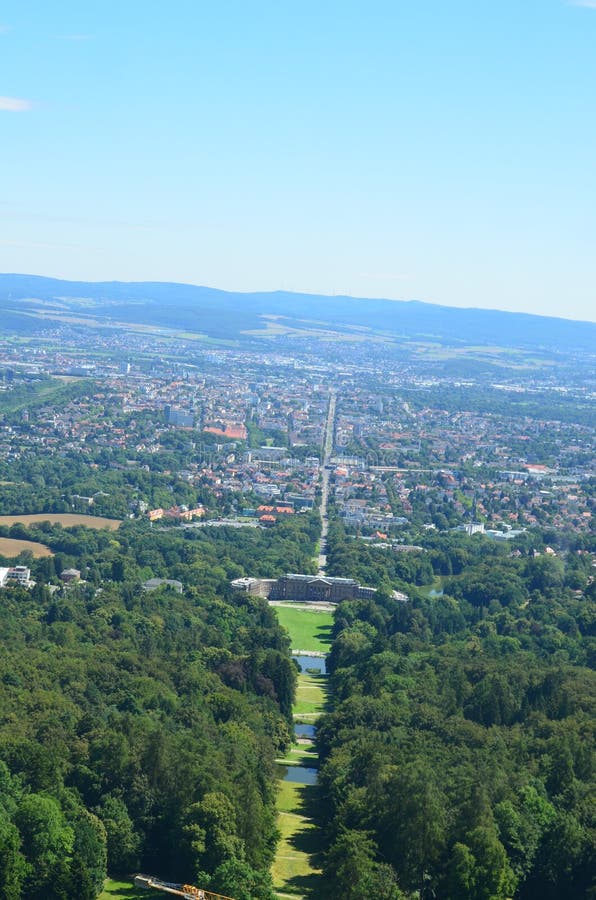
[276,778,304,815]
[294,673,328,716]
[274,606,333,653]
[277,747,318,767]
[99,878,166,899]
[418,576,444,596]
[273,782,323,897]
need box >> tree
[183,792,245,878]
[494,786,555,882]
[72,808,107,893]
[522,811,593,900]
[447,827,516,900]
[0,814,26,900]
[211,858,276,900]
[97,795,140,873]
[326,829,403,900]
[447,842,476,900]
[377,763,446,898]
[14,795,74,899]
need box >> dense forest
[317,528,595,899]
[0,515,319,900]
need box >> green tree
[73,808,107,893]
[377,763,446,898]
[326,829,403,900]
[0,814,26,900]
[211,858,276,900]
[447,827,516,900]
[97,795,140,873]
[14,795,74,899]
[447,842,476,900]
[523,811,593,900]
[183,792,245,878]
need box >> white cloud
[0,96,33,112]
[569,0,596,7]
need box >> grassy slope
[272,781,322,897]
[294,673,327,716]
[272,605,332,898]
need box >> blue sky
[1,0,595,321]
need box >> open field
[0,536,53,558]
[18,308,235,346]
[0,513,121,530]
[274,605,333,652]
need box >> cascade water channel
[278,654,326,787]
[272,650,328,899]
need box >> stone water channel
[272,652,328,899]
[278,655,326,787]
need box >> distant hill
[0,273,593,352]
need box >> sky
[1,0,595,322]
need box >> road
[317,392,336,575]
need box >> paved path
[318,392,336,575]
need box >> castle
[230,572,406,604]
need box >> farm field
[0,513,121,530]
[0,536,52,558]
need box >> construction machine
[134,873,236,900]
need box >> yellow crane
[134,874,236,900]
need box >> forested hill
[0,273,594,351]
[315,523,595,900]
[0,514,320,899]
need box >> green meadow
[99,879,165,899]
[274,605,333,652]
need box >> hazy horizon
[3,270,596,326]
[1,1,595,322]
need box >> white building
[7,566,31,586]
